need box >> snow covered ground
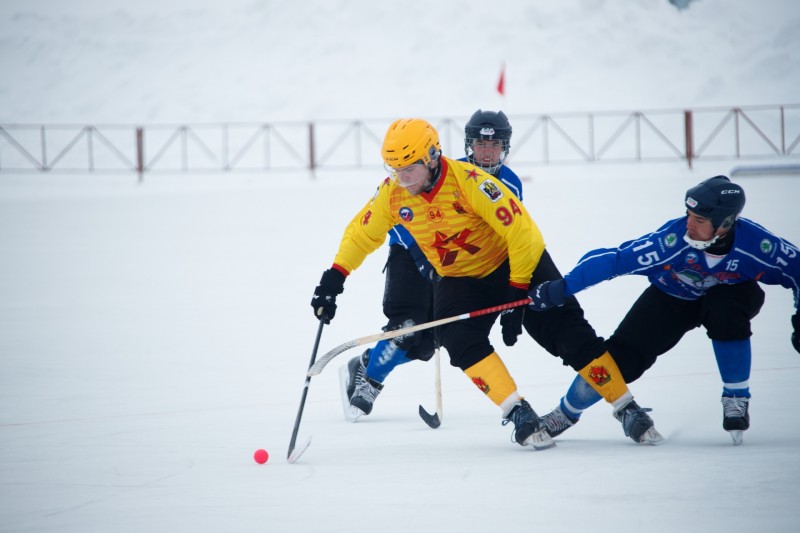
[1,164,798,532]
[1,1,799,532]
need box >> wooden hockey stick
[418,347,443,428]
[308,297,531,377]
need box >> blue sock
[365,339,412,383]
[713,339,751,398]
[559,374,602,420]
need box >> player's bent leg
[577,351,664,445]
[465,353,554,450]
[540,375,599,437]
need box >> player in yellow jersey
[338,111,522,423]
[311,118,663,447]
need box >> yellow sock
[577,351,632,405]
[464,352,519,408]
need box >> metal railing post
[136,126,144,183]
[308,122,316,173]
[684,110,694,169]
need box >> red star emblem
[433,229,481,266]
[466,169,479,181]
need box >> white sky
[1,1,799,532]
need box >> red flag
[496,64,505,96]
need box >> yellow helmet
[381,119,441,169]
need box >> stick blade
[308,341,358,376]
[287,436,312,464]
[418,405,441,429]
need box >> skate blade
[338,365,362,423]
[637,426,666,446]
[526,429,557,450]
[345,405,364,422]
[728,430,744,446]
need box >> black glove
[407,242,435,282]
[500,286,528,347]
[792,312,800,354]
[311,268,346,324]
[527,279,566,312]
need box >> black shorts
[435,250,605,371]
[382,244,435,361]
[605,281,765,382]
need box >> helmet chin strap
[683,232,720,250]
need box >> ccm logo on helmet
[721,189,741,194]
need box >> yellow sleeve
[459,166,545,287]
[332,179,395,274]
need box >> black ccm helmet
[464,109,512,175]
[684,175,746,230]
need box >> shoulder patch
[664,233,678,248]
[479,179,504,202]
[760,239,773,254]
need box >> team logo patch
[588,366,611,386]
[399,207,413,222]
[361,210,372,225]
[665,233,678,248]
[685,251,699,265]
[760,239,773,254]
[479,179,504,202]
[427,207,443,222]
[472,376,490,394]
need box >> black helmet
[685,175,745,230]
[464,109,512,175]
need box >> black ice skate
[722,395,750,446]
[614,400,664,445]
[540,405,579,438]
[502,399,555,450]
[338,349,370,422]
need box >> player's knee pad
[407,333,436,361]
[385,318,421,351]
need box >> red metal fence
[1,104,798,179]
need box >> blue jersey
[563,216,800,310]
[457,158,524,202]
[387,162,523,248]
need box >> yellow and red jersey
[332,157,545,288]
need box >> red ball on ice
[253,448,269,464]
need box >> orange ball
[253,448,269,464]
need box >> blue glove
[407,242,435,282]
[527,279,566,311]
[311,268,345,324]
[500,286,528,346]
[792,313,800,354]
